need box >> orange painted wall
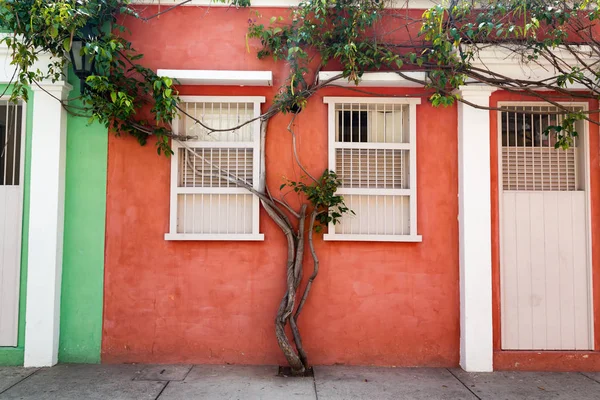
[102,6,460,366]
[489,92,600,371]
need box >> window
[165,96,265,241]
[500,104,585,191]
[0,101,23,186]
[323,97,421,242]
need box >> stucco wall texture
[102,6,460,366]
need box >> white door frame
[2,35,72,367]
[497,101,594,349]
[0,98,27,347]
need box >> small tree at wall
[1,0,599,375]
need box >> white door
[0,100,25,346]
[500,104,593,350]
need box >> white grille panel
[180,102,254,142]
[326,98,419,240]
[501,106,582,192]
[179,148,253,188]
[335,195,410,235]
[177,193,253,234]
[336,148,408,189]
[502,148,576,191]
[334,103,409,143]
[168,97,263,240]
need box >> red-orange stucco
[102,6,460,366]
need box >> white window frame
[165,96,265,241]
[322,97,422,242]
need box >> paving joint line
[182,365,194,381]
[154,380,170,400]
[0,368,40,396]
[446,368,482,400]
[312,367,319,400]
[578,371,600,385]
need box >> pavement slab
[0,364,165,400]
[133,365,192,381]
[314,366,477,400]
[2,364,600,399]
[580,371,600,384]
[158,365,316,400]
[451,369,600,400]
[0,368,38,394]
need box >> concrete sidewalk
[1,364,600,400]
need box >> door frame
[0,96,27,347]
[496,101,594,350]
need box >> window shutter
[502,147,577,191]
[335,148,408,189]
[179,148,254,188]
[166,97,265,241]
[324,98,421,242]
[501,106,581,192]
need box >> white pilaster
[24,81,72,367]
[456,85,496,372]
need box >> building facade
[1,0,599,372]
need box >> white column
[24,81,72,367]
[456,85,496,372]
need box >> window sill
[165,233,265,241]
[323,234,423,242]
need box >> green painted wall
[58,75,108,364]
[0,76,108,366]
[0,85,32,366]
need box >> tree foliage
[250,0,599,146]
[1,0,184,154]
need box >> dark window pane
[339,111,368,142]
[0,103,23,186]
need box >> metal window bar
[0,103,23,186]
[501,105,579,191]
[176,101,257,234]
[333,102,412,236]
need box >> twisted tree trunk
[187,116,321,376]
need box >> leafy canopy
[1,0,598,154]
[250,0,599,147]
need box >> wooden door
[0,101,24,346]
[499,105,593,350]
